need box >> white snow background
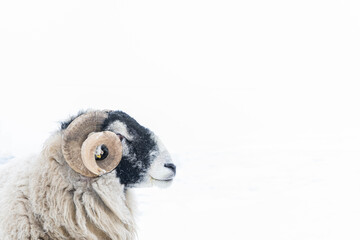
[1,0,360,239]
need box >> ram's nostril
[164,163,176,174]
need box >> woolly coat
[0,132,136,240]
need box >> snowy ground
[1,0,360,239]
[135,135,360,240]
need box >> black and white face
[101,111,176,188]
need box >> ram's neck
[27,132,136,240]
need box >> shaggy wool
[0,132,137,240]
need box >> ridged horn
[62,111,122,177]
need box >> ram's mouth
[150,176,174,183]
[150,176,174,188]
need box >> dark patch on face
[102,111,157,186]
[61,110,158,187]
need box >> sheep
[0,110,176,240]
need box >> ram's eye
[116,133,124,141]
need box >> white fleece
[0,132,137,240]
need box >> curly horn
[62,111,122,177]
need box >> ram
[0,110,176,240]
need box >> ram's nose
[164,163,176,175]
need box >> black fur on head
[102,111,157,186]
[61,110,158,187]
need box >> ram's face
[102,111,176,188]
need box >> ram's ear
[62,111,122,177]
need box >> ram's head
[61,110,176,188]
